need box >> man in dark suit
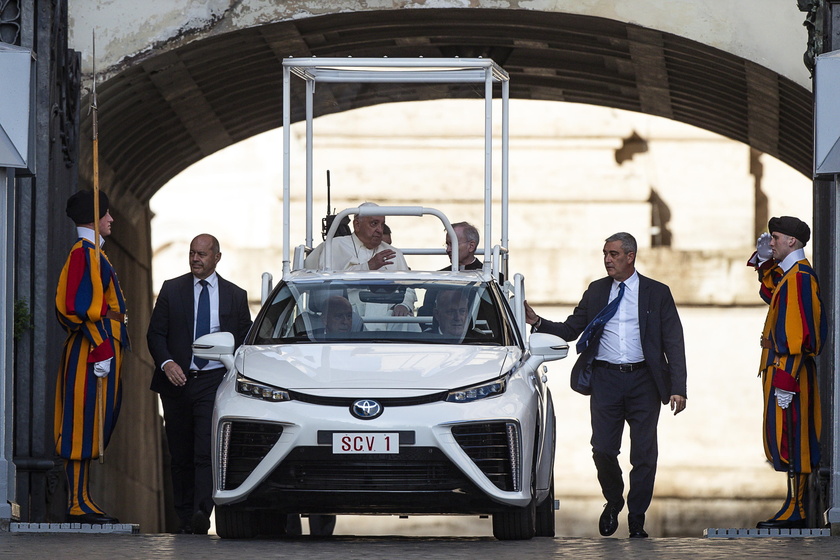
[524,232,687,539]
[147,234,252,535]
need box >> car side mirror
[528,333,569,362]
[193,332,236,370]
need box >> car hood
[238,344,517,392]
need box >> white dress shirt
[596,271,645,364]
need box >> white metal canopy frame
[280,57,511,278]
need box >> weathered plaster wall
[68,1,810,88]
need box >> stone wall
[152,100,812,306]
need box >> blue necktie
[576,282,625,354]
[194,279,210,369]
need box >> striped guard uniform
[54,237,129,515]
[757,258,825,474]
[754,255,825,523]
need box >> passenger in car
[305,203,417,328]
[445,222,482,271]
[304,202,409,274]
[323,295,354,334]
[382,223,392,245]
[418,222,482,326]
[298,290,365,336]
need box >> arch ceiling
[82,9,811,205]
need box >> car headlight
[446,377,507,402]
[235,373,290,402]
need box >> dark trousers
[589,364,661,527]
[160,368,225,526]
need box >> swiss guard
[748,216,825,529]
[54,190,129,524]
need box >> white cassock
[305,234,417,331]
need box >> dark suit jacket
[147,272,252,398]
[535,273,687,403]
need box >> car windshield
[251,279,513,346]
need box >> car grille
[288,390,448,407]
[451,422,516,491]
[220,421,284,490]
[265,446,469,491]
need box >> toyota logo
[351,399,383,420]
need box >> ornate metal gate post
[2,0,81,525]
[809,0,840,534]
[0,27,36,531]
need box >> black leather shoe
[629,525,649,538]
[191,510,211,535]
[66,512,120,525]
[598,500,624,536]
[175,524,193,534]
[756,518,806,529]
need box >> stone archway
[81,8,811,205]
[10,3,820,530]
[87,8,814,531]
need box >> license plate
[332,432,399,454]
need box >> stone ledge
[10,522,139,534]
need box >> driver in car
[430,289,470,338]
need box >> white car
[198,269,568,540]
[195,56,570,540]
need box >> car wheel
[492,498,536,540]
[258,510,292,537]
[535,476,555,537]
[215,504,257,539]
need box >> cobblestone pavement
[0,533,837,559]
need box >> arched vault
[80,9,811,205]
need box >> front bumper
[212,378,539,514]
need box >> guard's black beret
[66,190,109,224]
[768,216,810,246]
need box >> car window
[250,279,508,346]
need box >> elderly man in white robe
[305,203,417,330]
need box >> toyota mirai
[196,269,568,540]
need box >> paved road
[1,533,837,559]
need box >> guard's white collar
[779,248,806,273]
[77,227,105,248]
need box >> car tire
[215,505,257,539]
[492,498,536,540]
[259,510,293,537]
[535,477,555,537]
